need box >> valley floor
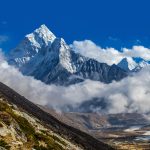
[107,139,150,150]
[40,107,150,150]
[100,126,150,149]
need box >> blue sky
[0,0,150,51]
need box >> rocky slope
[0,98,81,150]
[0,82,113,150]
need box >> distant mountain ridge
[117,57,150,72]
[8,24,128,85]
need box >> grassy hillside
[0,95,82,150]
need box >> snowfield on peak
[26,24,56,48]
[8,24,56,67]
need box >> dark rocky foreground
[0,82,114,150]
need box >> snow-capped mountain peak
[26,24,56,48]
[117,57,137,71]
[8,25,128,85]
[8,24,57,67]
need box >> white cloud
[123,46,150,61]
[71,40,150,65]
[0,50,150,114]
[105,69,150,114]
[71,40,123,65]
[0,50,102,109]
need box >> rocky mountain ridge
[8,25,128,85]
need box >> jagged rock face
[8,24,128,85]
[76,60,127,83]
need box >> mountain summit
[8,24,56,67]
[118,57,150,72]
[8,25,128,85]
[26,24,56,48]
[117,57,137,71]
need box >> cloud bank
[0,50,150,114]
[71,40,150,65]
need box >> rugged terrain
[0,82,113,150]
[0,98,80,150]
